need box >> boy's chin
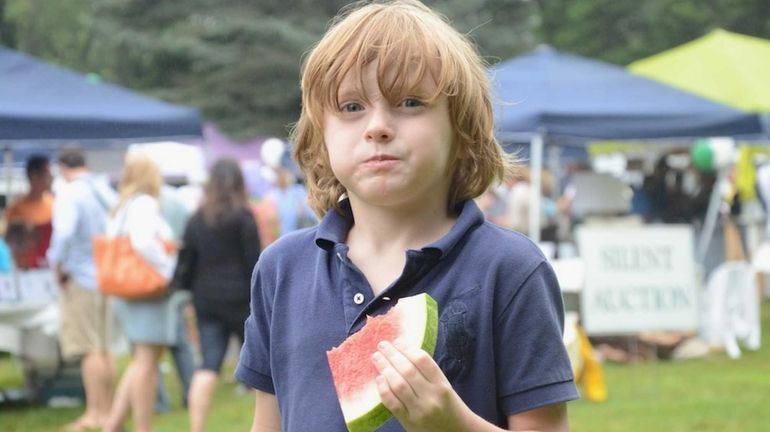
[351,188,440,211]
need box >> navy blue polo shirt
[236,199,578,431]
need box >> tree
[431,0,538,65]
[534,0,770,65]
[83,0,325,137]
[2,0,537,138]
[20,1,770,138]
[0,0,18,47]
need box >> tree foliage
[534,0,770,65]
[2,0,768,138]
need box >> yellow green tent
[629,29,770,113]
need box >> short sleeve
[235,260,275,393]
[494,260,579,415]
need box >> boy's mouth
[362,154,400,169]
[364,154,398,163]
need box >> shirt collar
[314,199,485,260]
[422,200,485,258]
[315,199,355,251]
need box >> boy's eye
[400,98,424,108]
[340,102,364,113]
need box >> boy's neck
[346,196,456,254]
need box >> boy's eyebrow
[334,76,364,99]
[336,87,359,100]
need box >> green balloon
[85,73,102,84]
[691,139,714,171]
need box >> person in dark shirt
[182,158,260,432]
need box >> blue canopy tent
[490,45,763,242]
[0,47,202,142]
[0,47,204,402]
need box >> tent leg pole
[4,146,12,207]
[696,170,727,265]
[529,132,544,244]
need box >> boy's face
[323,61,454,211]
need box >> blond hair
[115,154,162,214]
[292,0,516,216]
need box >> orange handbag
[93,235,173,299]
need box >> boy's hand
[372,339,474,432]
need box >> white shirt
[107,194,176,280]
[47,173,117,290]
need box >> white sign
[0,274,16,302]
[17,270,59,303]
[0,270,58,304]
[577,225,698,335]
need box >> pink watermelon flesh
[328,310,401,397]
[326,293,438,432]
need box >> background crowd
[0,145,315,432]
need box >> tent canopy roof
[491,45,762,141]
[630,29,770,113]
[0,47,202,141]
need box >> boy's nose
[364,108,394,142]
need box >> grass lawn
[0,354,254,432]
[570,300,770,432]
[2,302,769,431]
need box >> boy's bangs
[320,9,453,110]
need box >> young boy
[236,1,578,431]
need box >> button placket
[335,245,372,334]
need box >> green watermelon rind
[345,293,439,432]
[420,294,439,357]
[347,403,392,432]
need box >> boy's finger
[376,375,408,418]
[378,341,431,386]
[393,338,446,385]
[372,349,420,404]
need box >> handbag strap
[79,177,111,213]
[113,196,139,237]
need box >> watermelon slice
[326,292,439,432]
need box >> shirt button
[353,293,365,305]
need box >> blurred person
[46,146,117,431]
[264,152,317,236]
[501,167,558,240]
[101,155,178,432]
[643,152,712,224]
[475,187,507,223]
[181,158,260,432]
[5,154,54,269]
[154,183,197,412]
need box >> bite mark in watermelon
[326,293,439,432]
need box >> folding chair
[703,261,761,359]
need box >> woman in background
[182,158,260,432]
[102,155,178,432]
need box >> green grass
[2,302,769,431]
[570,301,770,432]
[0,356,253,432]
